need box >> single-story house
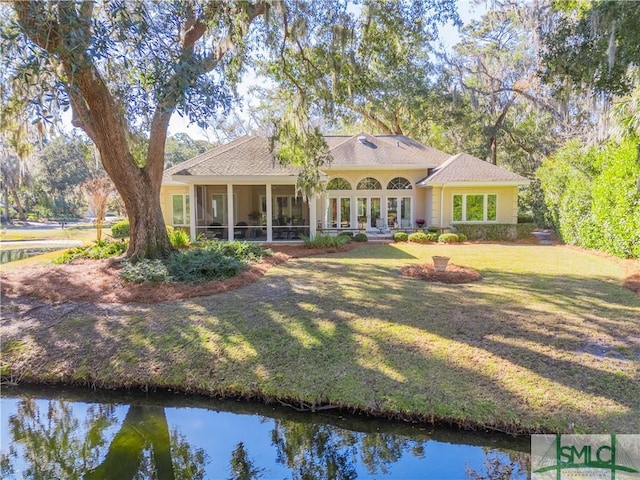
[160,132,530,242]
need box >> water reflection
[0,387,529,479]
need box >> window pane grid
[452,194,497,223]
[357,177,382,190]
[327,178,351,190]
[387,177,412,190]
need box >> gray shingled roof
[164,136,299,180]
[163,134,530,186]
[418,153,530,185]
[164,133,451,181]
[323,132,451,167]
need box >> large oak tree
[2,1,461,260]
[3,0,270,260]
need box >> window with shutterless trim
[172,194,190,226]
[452,194,497,222]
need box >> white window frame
[386,196,412,228]
[171,194,190,226]
[452,193,498,223]
[327,196,352,228]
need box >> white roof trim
[417,180,531,187]
[321,164,436,171]
[171,174,301,184]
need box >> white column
[410,196,415,227]
[308,194,316,236]
[439,186,445,228]
[350,194,357,229]
[382,195,388,230]
[266,184,273,242]
[322,194,328,229]
[189,183,196,241]
[227,184,234,240]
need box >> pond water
[0,248,60,264]
[0,386,530,479]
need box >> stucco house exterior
[160,132,530,242]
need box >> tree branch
[201,1,267,73]
[13,2,61,53]
[146,1,268,181]
[355,108,393,134]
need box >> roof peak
[419,152,530,185]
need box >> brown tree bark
[14,1,266,261]
[488,97,515,165]
[9,187,26,221]
[1,182,11,224]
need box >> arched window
[387,177,412,190]
[357,177,382,190]
[327,177,351,190]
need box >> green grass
[1,243,639,433]
[0,226,98,243]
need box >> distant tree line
[0,132,210,222]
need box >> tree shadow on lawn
[2,251,638,433]
[275,259,635,392]
[178,257,640,431]
[328,243,419,261]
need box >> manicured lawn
[0,225,98,243]
[2,243,639,433]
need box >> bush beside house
[453,223,534,241]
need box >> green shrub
[337,231,354,242]
[538,139,640,258]
[393,232,409,242]
[457,233,467,242]
[353,232,368,242]
[119,259,170,283]
[53,240,128,264]
[408,232,429,244]
[167,248,244,283]
[203,240,271,262]
[117,240,271,284]
[111,220,130,238]
[425,233,439,242]
[438,233,459,243]
[33,205,52,219]
[169,229,190,248]
[301,233,351,248]
[453,224,524,241]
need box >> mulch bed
[0,243,358,304]
[400,263,483,284]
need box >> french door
[387,197,412,228]
[357,197,381,229]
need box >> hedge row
[452,223,534,241]
[393,232,468,244]
[393,225,535,243]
